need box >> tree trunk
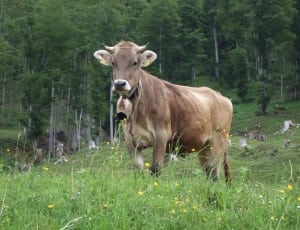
[1,83,5,121]
[75,109,83,151]
[159,26,162,75]
[85,113,92,143]
[109,85,114,143]
[280,74,284,102]
[213,17,219,79]
[49,85,55,154]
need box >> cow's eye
[111,61,114,66]
[133,61,138,66]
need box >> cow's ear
[141,50,157,67]
[93,50,112,66]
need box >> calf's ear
[141,50,157,67]
[93,50,112,66]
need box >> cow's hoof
[149,164,161,177]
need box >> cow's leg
[223,147,231,183]
[198,133,226,180]
[198,149,220,181]
[121,123,145,170]
[150,132,168,176]
[126,142,144,169]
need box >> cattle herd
[94,41,233,182]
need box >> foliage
[0,139,299,229]
[0,0,300,149]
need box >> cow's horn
[104,45,115,52]
[137,43,148,52]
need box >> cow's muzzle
[113,79,131,94]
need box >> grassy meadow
[0,102,300,229]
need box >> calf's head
[94,41,157,97]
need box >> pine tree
[137,0,181,81]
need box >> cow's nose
[114,79,127,88]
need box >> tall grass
[0,143,299,230]
[0,101,299,229]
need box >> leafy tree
[122,0,149,40]
[137,0,181,81]
[291,0,300,100]
[176,0,208,85]
[202,0,220,79]
[20,72,51,139]
[246,0,295,110]
[223,47,249,102]
[1,0,300,151]
[0,37,22,125]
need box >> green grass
[0,101,299,229]
[0,129,22,145]
[0,146,299,229]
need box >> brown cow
[94,41,233,182]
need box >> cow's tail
[223,148,231,183]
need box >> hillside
[1,101,299,181]
[0,101,299,229]
[230,101,300,183]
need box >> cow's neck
[126,84,139,101]
[123,70,150,102]
[125,70,154,103]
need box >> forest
[0,0,300,153]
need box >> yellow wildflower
[103,203,109,209]
[154,181,159,186]
[279,189,285,194]
[191,148,196,152]
[138,191,144,196]
[287,184,293,191]
[170,209,176,214]
[174,200,180,205]
[182,208,187,213]
[297,196,300,202]
[270,216,275,221]
[47,204,54,209]
[43,167,49,171]
[144,162,151,168]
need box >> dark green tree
[246,0,295,111]
[223,47,249,101]
[137,0,181,81]
[291,0,300,100]
[176,0,208,85]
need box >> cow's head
[94,41,157,97]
